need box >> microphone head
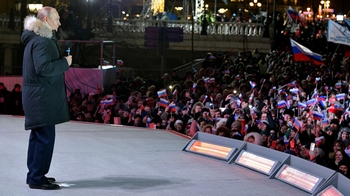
[65,40,72,48]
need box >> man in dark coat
[21,7,72,190]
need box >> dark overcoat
[21,16,69,130]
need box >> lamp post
[269,0,276,50]
[201,3,208,35]
[262,0,269,37]
[249,0,262,21]
[320,0,330,19]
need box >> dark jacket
[21,16,70,130]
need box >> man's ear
[43,15,48,21]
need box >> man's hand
[65,55,72,66]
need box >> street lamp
[249,0,262,21]
[303,7,313,21]
[218,8,228,14]
[15,0,22,15]
[28,1,43,13]
[320,0,331,18]
[249,0,262,8]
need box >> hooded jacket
[244,132,263,146]
[21,16,70,130]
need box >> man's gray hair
[37,6,54,21]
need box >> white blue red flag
[278,100,286,109]
[312,111,323,121]
[315,136,324,146]
[290,39,323,66]
[306,99,316,106]
[293,118,302,131]
[159,98,169,108]
[298,102,307,109]
[157,89,167,97]
[336,93,346,100]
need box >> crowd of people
[0,82,23,115]
[1,19,350,180]
[1,46,350,179]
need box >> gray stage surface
[0,115,308,196]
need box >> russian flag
[204,77,210,83]
[169,104,177,113]
[335,83,342,89]
[321,118,328,126]
[192,83,197,90]
[293,118,302,131]
[290,39,323,66]
[315,136,324,146]
[100,99,114,106]
[209,78,216,83]
[283,136,289,145]
[318,96,326,101]
[286,7,298,23]
[319,100,327,109]
[289,88,299,94]
[157,89,167,97]
[287,81,296,88]
[315,77,321,83]
[306,99,316,106]
[312,111,323,121]
[298,102,307,109]
[307,75,312,82]
[159,98,169,108]
[336,93,346,100]
[311,91,318,99]
[334,104,343,111]
[203,95,208,102]
[278,100,286,109]
[249,93,254,103]
[249,81,256,89]
[286,6,305,25]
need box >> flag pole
[334,44,340,54]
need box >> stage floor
[0,115,307,196]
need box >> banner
[327,20,350,46]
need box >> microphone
[65,40,72,55]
